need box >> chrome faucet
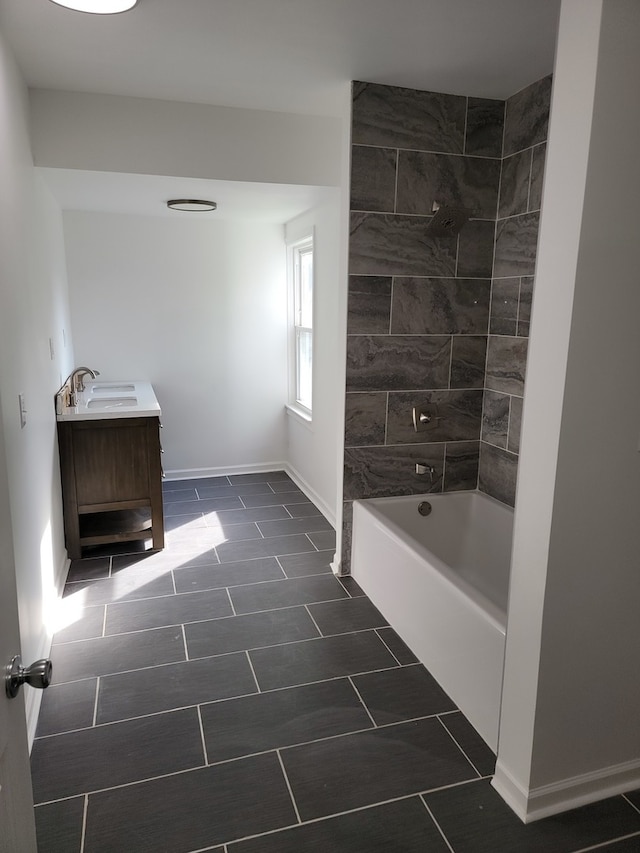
[66,367,100,405]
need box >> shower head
[425,201,473,238]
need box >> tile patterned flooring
[33,472,640,852]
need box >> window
[288,235,314,417]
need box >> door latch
[5,655,52,699]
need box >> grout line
[108,556,113,578]
[225,587,237,617]
[463,96,469,155]
[572,833,640,853]
[348,676,377,728]
[304,533,320,552]
[393,148,400,213]
[526,146,534,212]
[435,715,481,778]
[244,650,261,693]
[623,793,640,815]
[196,705,209,765]
[79,793,89,853]
[276,749,302,825]
[303,604,324,637]
[421,797,455,853]
[101,604,107,638]
[374,628,406,667]
[91,678,100,727]
[182,624,189,661]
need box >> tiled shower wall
[341,77,551,569]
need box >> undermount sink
[86,396,138,409]
[90,383,135,393]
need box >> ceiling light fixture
[49,0,138,13]
[167,199,218,213]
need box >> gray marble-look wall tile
[344,444,446,500]
[478,442,518,506]
[386,390,483,444]
[352,81,466,153]
[341,501,353,573]
[529,143,547,211]
[485,336,528,396]
[508,395,523,454]
[481,390,510,448]
[499,150,532,219]
[349,213,457,277]
[350,145,397,212]
[457,219,495,278]
[490,277,519,335]
[346,335,451,392]
[396,152,500,219]
[450,335,487,389]
[444,441,480,492]
[494,212,540,278]
[347,276,392,334]
[503,75,552,157]
[465,98,505,158]
[390,277,490,335]
[344,393,387,447]
[518,275,533,337]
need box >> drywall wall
[284,193,342,523]
[63,211,288,476]
[495,0,640,820]
[30,89,342,188]
[0,31,74,741]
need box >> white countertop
[56,380,161,421]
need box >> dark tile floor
[32,472,640,852]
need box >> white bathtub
[351,490,514,752]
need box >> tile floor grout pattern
[32,472,640,852]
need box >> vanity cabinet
[57,416,164,559]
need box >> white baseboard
[492,757,640,823]
[282,464,335,528]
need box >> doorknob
[5,655,52,699]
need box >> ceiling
[0,0,561,220]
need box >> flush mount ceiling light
[167,199,218,213]
[49,0,138,13]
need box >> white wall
[63,211,289,476]
[495,0,640,821]
[284,194,342,523]
[0,31,74,741]
[30,89,342,188]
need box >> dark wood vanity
[57,414,164,560]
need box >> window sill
[285,404,313,429]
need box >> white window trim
[286,231,314,421]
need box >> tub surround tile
[83,754,297,853]
[482,390,510,448]
[96,652,258,724]
[352,81,466,152]
[352,663,456,724]
[529,143,547,211]
[396,151,500,219]
[390,277,490,335]
[346,335,452,392]
[450,335,488,389]
[499,149,532,218]
[280,716,478,821]
[443,441,480,492]
[31,708,204,803]
[229,796,451,853]
[508,396,524,454]
[308,596,388,636]
[518,275,533,332]
[344,445,445,500]
[35,798,84,853]
[439,711,497,777]
[228,574,348,615]
[184,606,320,658]
[347,275,392,334]
[249,630,399,692]
[424,778,640,853]
[490,277,519,334]
[345,392,387,447]
[494,211,540,278]
[478,442,518,507]
[36,679,97,737]
[350,145,397,212]
[386,389,483,444]
[486,336,528,396]
[503,75,553,157]
[457,219,495,278]
[465,97,505,158]
[349,212,457,277]
[201,679,372,763]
